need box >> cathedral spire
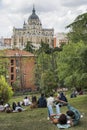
[23,20,26,28]
[32,4,35,14]
[23,20,26,25]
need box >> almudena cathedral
[11,6,54,49]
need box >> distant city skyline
[0,0,87,38]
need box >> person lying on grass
[47,101,81,129]
[66,104,81,126]
[12,101,27,113]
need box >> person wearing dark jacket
[59,92,68,102]
[37,93,47,108]
[58,92,68,106]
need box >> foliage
[35,42,59,94]
[12,80,21,91]
[40,70,58,94]
[37,41,53,54]
[57,41,87,89]
[24,41,35,53]
[66,12,87,43]
[0,50,9,78]
[0,75,13,102]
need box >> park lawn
[0,95,87,130]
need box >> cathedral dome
[28,6,41,25]
[29,7,39,20]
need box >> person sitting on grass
[70,90,77,98]
[58,92,68,106]
[30,96,38,109]
[23,96,31,106]
[37,93,47,108]
[0,100,5,112]
[4,103,13,113]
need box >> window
[11,67,14,73]
[11,59,14,65]
[11,74,14,80]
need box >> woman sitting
[30,96,38,109]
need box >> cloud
[61,0,87,7]
[0,0,87,37]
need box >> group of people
[47,92,81,129]
[0,94,47,113]
[0,92,81,129]
[30,93,47,109]
[0,99,26,113]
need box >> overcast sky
[0,0,87,38]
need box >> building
[3,49,36,91]
[4,38,11,46]
[0,37,12,50]
[54,33,68,47]
[11,6,54,49]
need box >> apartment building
[3,49,36,91]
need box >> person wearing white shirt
[23,96,31,106]
[47,94,55,120]
[47,94,55,106]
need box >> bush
[0,75,13,103]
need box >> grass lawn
[0,94,87,130]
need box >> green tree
[35,42,59,93]
[66,12,87,43]
[0,50,9,78]
[40,70,58,94]
[39,41,52,54]
[24,41,35,53]
[57,41,87,89]
[12,80,21,91]
[0,76,13,103]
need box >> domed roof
[28,7,39,20]
[28,6,42,26]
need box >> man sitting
[37,93,47,108]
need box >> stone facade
[11,6,54,49]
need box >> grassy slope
[0,95,87,130]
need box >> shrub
[0,75,13,103]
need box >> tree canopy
[57,41,87,89]
[24,41,35,53]
[66,12,87,43]
[0,50,9,78]
[35,42,59,94]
